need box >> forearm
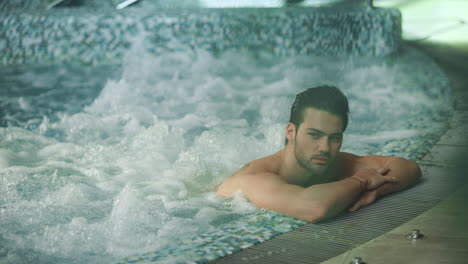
[375,157,422,197]
[302,178,362,221]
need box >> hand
[377,167,390,176]
[349,189,377,212]
[348,167,392,212]
[351,167,395,191]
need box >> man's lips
[313,157,329,163]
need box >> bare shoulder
[339,152,403,170]
[338,151,361,163]
[359,154,399,167]
[216,152,283,197]
[334,152,361,179]
[339,152,401,166]
[216,170,283,197]
[336,152,396,179]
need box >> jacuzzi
[0,1,455,263]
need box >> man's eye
[330,136,342,142]
[309,133,321,139]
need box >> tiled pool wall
[0,3,401,65]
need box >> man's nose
[318,137,330,153]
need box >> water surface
[0,43,453,263]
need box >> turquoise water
[0,42,453,263]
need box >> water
[0,41,453,263]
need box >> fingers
[377,167,390,175]
[349,191,377,212]
[383,175,397,183]
[349,203,360,212]
[352,168,396,191]
[349,196,370,212]
[349,198,364,212]
[366,175,396,190]
[375,168,396,186]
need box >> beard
[293,139,332,177]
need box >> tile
[421,144,468,166]
[449,111,468,126]
[456,103,468,111]
[437,126,468,146]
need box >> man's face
[290,107,344,177]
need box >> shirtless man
[217,85,422,223]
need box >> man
[217,85,422,223]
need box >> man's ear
[286,122,296,143]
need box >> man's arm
[219,169,395,223]
[348,156,422,212]
[375,157,422,197]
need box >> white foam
[0,43,453,264]
[0,149,12,169]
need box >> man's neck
[277,148,326,187]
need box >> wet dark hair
[285,85,349,145]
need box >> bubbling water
[0,40,452,263]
